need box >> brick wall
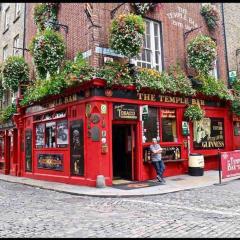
[24,3,228,83]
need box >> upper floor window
[4,7,10,31]
[134,19,163,72]
[13,34,20,56]
[209,59,218,79]
[3,45,8,61]
[15,3,21,18]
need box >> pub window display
[193,118,225,149]
[142,107,159,143]
[35,120,69,149]
[161,109,177,142]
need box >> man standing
[150,138,166,183]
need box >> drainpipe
[221,3,230,88]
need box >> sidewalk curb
[0,176,231,198]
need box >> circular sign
[90,114,100,124]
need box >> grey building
[0,3,26,109]
[222,3,240,85]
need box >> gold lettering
[137,93,143,100]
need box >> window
[13,35,20,56]
[209,59,218,79]
[15,3,21,18]
[4,7,9,31]
[134,19,162,71]
[161,109,177,142]
[142,107,177,143]
[142,107,159,143]
[35,110,68,149]
[3,45,8,61]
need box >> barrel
[188,153,204,176]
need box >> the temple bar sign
[137,93,205,106]
[113,104,139,120]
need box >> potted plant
[131,3,157,16]
[184,104,205,121]
[109,14,145,60]
[200,4,219,31]
[187,34,217,76]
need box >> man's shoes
[157,175,166,184]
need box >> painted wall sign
[221,150,240,179]
[70,120,84,176]
[166,6,198,30]
[37,154,63,171]
[193,118,225,149]
[137,93,205,106]
[26,93,84,114]
[113,104,139,120]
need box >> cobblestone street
[1,179,240,238]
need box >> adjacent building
[0,3,26,175]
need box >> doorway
[112,124,135,181]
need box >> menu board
[193,118,224,149]
[36,123,45,148]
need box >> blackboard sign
[193,118,225,149]
[38,153,63,171]
[25,129,32,172]
[113,104,139,120]
[70,120,84,176]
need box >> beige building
[222,3,240,84]
[0,3,26,109]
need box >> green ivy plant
[33,3,59,31]
[109,14,145,59]
[96,61,133,87]
[195,74,233,101]
[231,79,240,116]
[200,4,219,31]
[2,56,29,92]
[0,104,17,124]
[184,104,205,121]
[29,28,65,79]
[187,34,217,75]
[20,73,66,106]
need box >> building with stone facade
[0,3,26,108]
[222,3,240,85]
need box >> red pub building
[0,3,239,186]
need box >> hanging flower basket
[131,3,157,16]
[2,56,29,92]
[109,14,145,59]
[184,104,205,122]
[29,28,65,79]
[200,4,219,31]
[187,34,217,75]
[33,3,60,31]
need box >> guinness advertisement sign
[113,104,139,120]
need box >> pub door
[112,124,136,181]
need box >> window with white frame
[3,45,8,61]
[134,19,162,71]
[4,7,10,31]
[209,59,218,79]
[15,3,21,18]
[13,35,20,56]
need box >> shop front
[12,79,234,187]
[0,121,18,176]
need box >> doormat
[112,180,163,190]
